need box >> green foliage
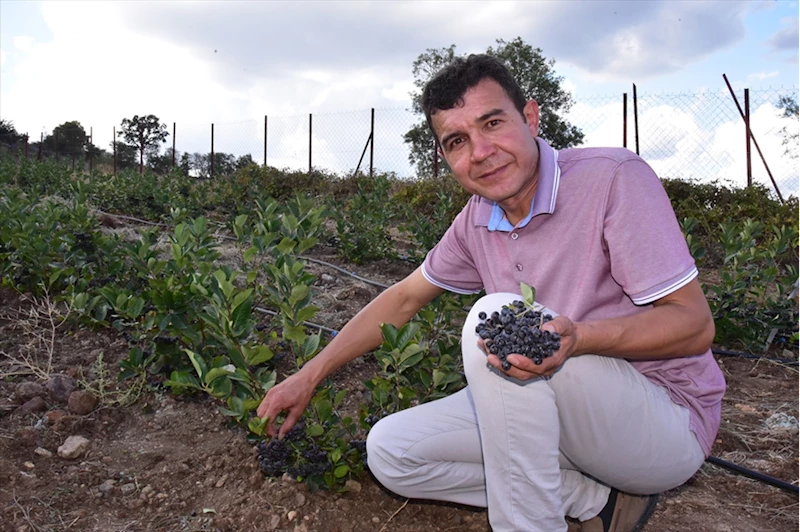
[777,94,798,159]
[706,219,798,352]
[404,38,584,176]
[331,174,397,264]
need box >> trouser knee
[365,416,416,497]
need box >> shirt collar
[475,137,560,229]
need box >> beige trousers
[367,292,705,532]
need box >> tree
[117,114,169,174]
[109,140,138,170]
[777,94,798,159]
[235,153,256,170]
[404,39,584,177]
[43,121,88,156]
[0,119,26,146]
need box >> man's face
[431,78,540,221]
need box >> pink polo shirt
[422,138,725,457]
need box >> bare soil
[1,241,797,532]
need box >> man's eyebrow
[440,108,507,148]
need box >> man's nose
[470,133,495,163]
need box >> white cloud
[748,71,779,80]
[12,36,35,53]
[0,49,6,67]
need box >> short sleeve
[603,159,697,305]
[421,204,484,295]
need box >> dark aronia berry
[476,300,561,368]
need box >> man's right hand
[256,372,316,439]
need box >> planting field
[0,159,798,531]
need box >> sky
[0,0,798,193]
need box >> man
[258,54,725,532]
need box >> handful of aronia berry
[475,283,561,371]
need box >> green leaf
[307,424,324,437]
[302,332,321,360]
[316,399,333,423]
[396,322,420,351]
[333,389,347,408]
[520,282,535,306]
[334,464,349,478]
[244,344,274,365]
[330,447,342,463]
[204,366,235,385]
[277,237,296,255]
[380,322,399,347]
[185,349,207,379]
[243,246,258,263]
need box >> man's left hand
[481,315,579,380]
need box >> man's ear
[523,100,540,138]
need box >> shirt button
[516,264,523,271]
[511,233,519,240]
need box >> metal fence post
[370,108,375,178]
[622,93,628,148]
[172,122,176,168]
[745,88,752,188]
[211,123,215,178]
[24,135,29,159]
[113,127,117,176]
[632,83,640,156]
[89,127,93,172]
[38,132,43,161]
[308,113,312,173]
[55,129,60,161]
[264,115,268,167]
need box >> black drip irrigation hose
[712,348,798,366]
[706,456,799,495]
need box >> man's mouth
[477,163,508,180]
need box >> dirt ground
[1,240,798,532]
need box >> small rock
[287,510,298,522]
[281,472,294,483]
[765,412,799,432]
[295,492,306,507]
[15,427,37,448]
[14,397,47,417]
[23,461,35,469]
[372,517,380,524]
[45,410,68,425]
[58,435,90,459]
[34,447,53,458]
[268,514,281,530]
[215,473,229,488]
[68,391,98,415]
[155,493,168,500]
[15,381,46,402]
[344,479,361,493]
[46,374,76,403]
[120,483,137,496]
[141,485,154,496]
[125,498,145,509]
[321,273,336,283]
[98,479,116,494]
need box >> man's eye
[450,138,464,149]
[487,119,501,128]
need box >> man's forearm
[573,281,715,360]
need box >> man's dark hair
[421,54,527,137]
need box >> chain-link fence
[2,86,797,196]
